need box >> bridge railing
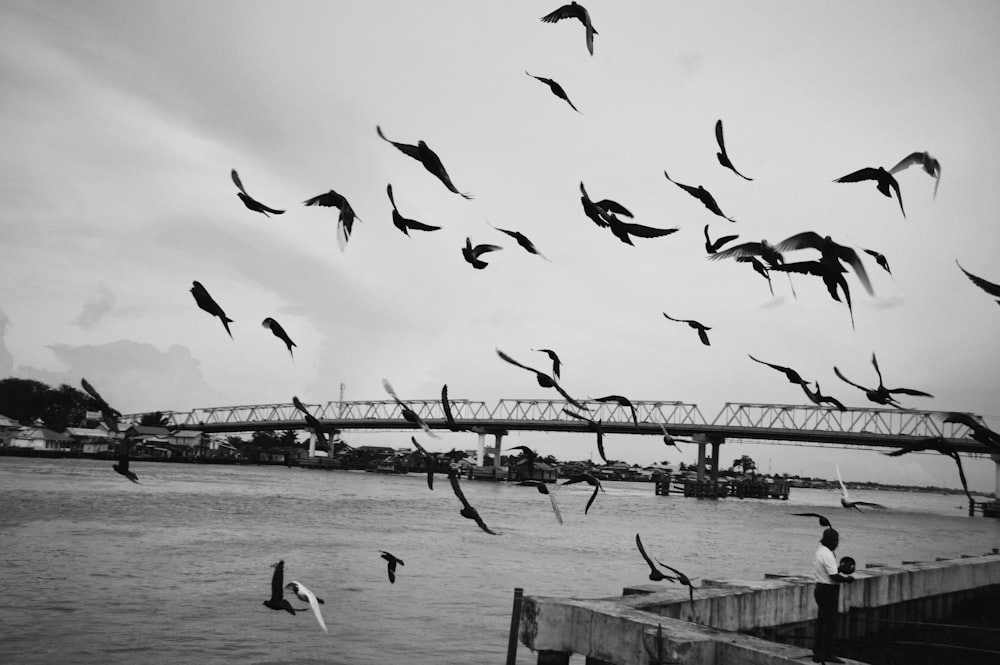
[711,403,966,439]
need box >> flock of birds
[60,2,1000,635]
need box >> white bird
[836,464,886,512]
[284,581,328,633]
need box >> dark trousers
[813,583,840,658]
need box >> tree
[732,455,757,475]
[0,378,91,431]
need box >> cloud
[73,286,114,329]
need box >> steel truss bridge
[123,399,995,455]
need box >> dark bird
[379,550,404,584]
[386,184,441,236]
[488,221,549,260]
[231,169,284,217]
[190,281,234,339]
[833,353,933,409]
[496,348,588,410]
[710,239,784,267]
[262,317,295,357]
[662,312,711,346]
[532,348,562,379]
[834,166,905,218]
[885,437,975,512]
[836,464,886,511]
[747,354,808,387]
[81,378,121,433]
[441,384,465,433]
[956,260,1000,306]
[448,469,499,535]
[658,422,694,450]
[941,412,1000,451]
[410,436,436,490]
[605,212,680,246]
[579,182,613,228]
[293,396,330,450]
[775,232,873,297]
[516,480,563,524]
[383,379,439,438]
[790,513,833,528]
[376,125,472,199]
[526,71,581,113]
[284,580,327,633]
[714,120,753,180]
[654,559,697,604]
[463,237,502,269]
[737,255,773,295]
[704,225,738,254]
[801,382,847,411]
[663,171,736,222]
[303,189,362,251]
[595,199,634,218]
[561,471,604,514]
[262,560,297,615]
[593,394,639,428]
[563,408,608,464]
[888,151,941,199]
[770,260,856,328]
[635,533,678,582]
[540,2,597,56]
[113,438,139,483]
[863,248,891,275]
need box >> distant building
[509,458,559,482]
[8,426,72,451]
[0,413,20,447]
[65,426,121,455]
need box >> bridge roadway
[122,398,993,455]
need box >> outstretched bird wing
[284,582,327,633]
[956,260,1000,299]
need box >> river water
[1,457,997,665]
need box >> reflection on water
[0,457,997,665]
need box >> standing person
[812,527,854,663]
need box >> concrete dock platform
[517,551,1000,665]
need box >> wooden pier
[654,474,790,500]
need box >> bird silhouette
[790,513,833,528]
[888,151,940,199]
[941,412,1000,451]
[292,396,330,450]
[496,348,588,410]
[487,221,549,260]
[262,560,297,615]
[532,348,562,379]
[715,120,753,180]
[704,225,738,254]
[516,480,563,524]
[956,260,1000,307]
[747,354,808,387]
[836,464,886,511]
[112,437,139,483]
[303,189,361,251]
[662,312,711,346]
[775,232,873,296]
[658,422,694,449]
[376,125,472,199]
[190,281,233,339]
[379,550,404,584]
[800,382,847,411]
[770,260,856,328]
[885,437,974,512]
[540,2,597,56]
[563,408,608,464]
[526,71,581,113]
[834,166,905,218]
[284,580,327,633]
[593,394,639,428]
[81,378,121,433]
[654,558,697,604]
[635,533,678,582]
[410,436,436,490]
[383,379,439,438]
[663,171,736,222]
[386,184,441,236]
[710,239,784,267]
[863,248,891,275]
[440,384,467,433]
[262,317,295,357]
[561,471,604,514]
[604,211,679,246]
[462,237,502,269]
[448,469,498,535]
[833,353,933,408]
[736,255,774,295]
[579,182,615,228]
[231,169,284,217]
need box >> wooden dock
[655,474,790,500]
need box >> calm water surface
[1,458,997,664]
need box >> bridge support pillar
[693,434,724,495]
[993,455,1000,506]
[475,431,505,478]
[308,432,317,458]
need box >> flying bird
[885,437,975,512]
[941,412,1000,451]
[526,71,581,113]
[635,533,678,582]
[190,281,233,339]
[376,125,472,199]
[704,225,738,254]
[441,385,466,433]
[262,560,297,615]
[532,348,562,379]
[836,464,887,511]
[888,151,941,199]
[775,232,873,297]
[563,408,608,464]
[956,260,1000,307]
[383,379,439,438]
[715,120,753,180]
[834,166,905,218]
[801,382,847,411]
[293,396,330,450]
[604,212,680,246]
[262,317,295,357]
[540,2,597,56]
[737,255,774,295]
[487,221,549,260]
[595,198,634,218]
[81,378,121,433]
[655,559,697,604]
[663,312,711,346]
[593,394,639,428]
[112,438,139,483]
[833,353,933,409]
[561,471,604,514]
[663,171,737,222]
[496,348,588,410]
[862,248,891,275]
[790,513,833,528]
[386,184,441,236]
[448,469,498,535]
[231,169,284,217]
[747,354,808,387]
[410,436,436,490]
[379,551,404,584]
[463,237,502,269]
[284,580,328,633]
[658,422,694,450]
[303,189,362,251]
[516,480,563,525]
[770,260,857,328]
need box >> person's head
[820,527,839,550]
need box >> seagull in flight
[563,407,608,464]
[293,396,330,450]
[532,348,562,379]
[658,422,694,450]
[379,551,405,584]
[885,437,974,511]
[593,394,639,428]
[663,312,711,346]
[941,412,1000,451]
[303,188,362,251]
[112,438,139,483]
[262,560,297,615]
[284,580,328,633]
[487,221,549,260]
[704,225,738,254]
[377,125,472,199]
[956,260,1000,307]
[448,469,499,535]
[790,513,833,528]
[190,281,234,339]
[836,464,887,511]
[540,2,598,56]
[747,354,809,388]
[862,248,892,275]
[833,353,933,409]
[715,120,753,180]
[888,151,941,199]
[231,169,284,217]
[496,348,588,410]
[410,436,436,490]
[801,382,847,411]
[834,165,905,218]
[383,379,439,438]
[526,71,581,113]
[663,171,736,222]
[462,237,502,269]
[635,533,678,582]
[516,480,563,525]
[262,317,295,357]
[386,184,441,236]
[81,378,121,433]
[561,471,604,514]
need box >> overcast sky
[2,1,999,492]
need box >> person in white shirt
[812,528,854,663]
